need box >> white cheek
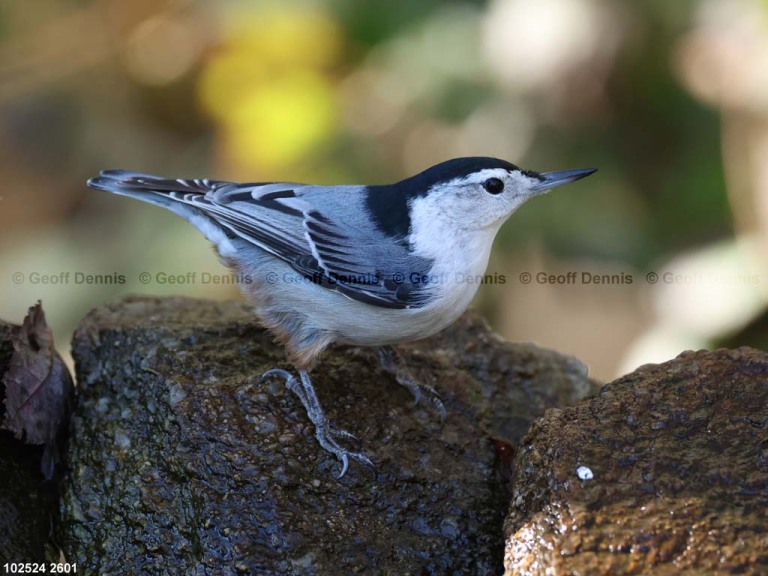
[408,194,500,282]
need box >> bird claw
[315,431,375,478]
[329,426,360,443]
[261,368,293,382]
[412,382,447,422]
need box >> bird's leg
[377,346,446,421]
[261,368,375,478]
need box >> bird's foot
[377,346,446,421]
[262,368,375,478]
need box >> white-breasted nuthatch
[88,157,595,476]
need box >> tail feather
[87,170,226,196]
[87,169,238,257]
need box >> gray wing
[88,170,433,309]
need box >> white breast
[395,193,500,339]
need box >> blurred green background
[1,0,766,381]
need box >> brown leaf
[2,301,72,476]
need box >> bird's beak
[531,168,597,192]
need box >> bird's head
[402,157,596,232]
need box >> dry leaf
[2,301,73,477]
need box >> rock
[504,348,768,575]
[59,295,596,575]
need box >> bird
[88,157,595,477]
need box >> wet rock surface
[60,295,596,575]
[504,348,768,575]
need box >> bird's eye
[483,177,505,195]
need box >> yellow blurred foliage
[198,5,342,171]
[224,72,336,169]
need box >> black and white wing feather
[88,170,433,309]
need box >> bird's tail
[88,169,219,208]
[87,170,238,255]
